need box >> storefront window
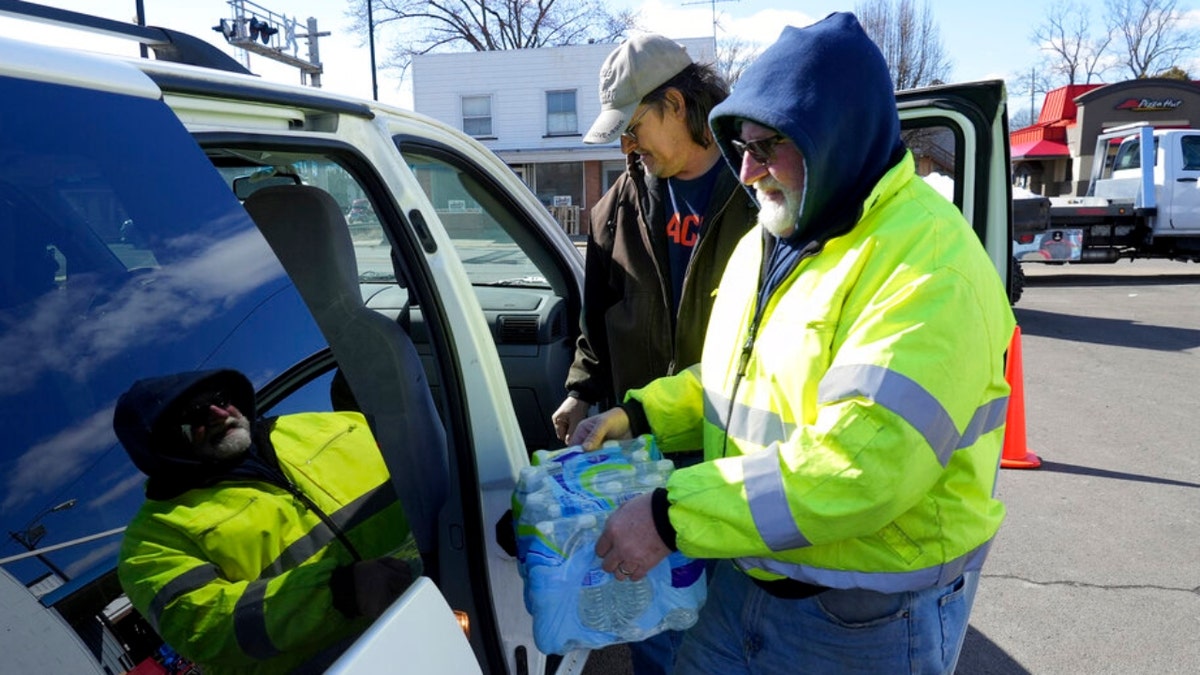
[534,162,582,208]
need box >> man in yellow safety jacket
[571,13,1016,674]
[114,368,418,674]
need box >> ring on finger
[617,564,632,576]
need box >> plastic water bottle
[661,607,698,631]
[611,577,654,633]
[592,478,637,509]
[546,512,595,549]
[634,459,673,487]
[578,563,613,632]
[517,436,708,653]
[522,489,562,526]
[518,465,543,489]
[573,514,612,631]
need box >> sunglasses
[620,107,652,144]
[731,135,789,166]
[180,391,230,428]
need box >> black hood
[113,369,257,483]
[709,12,905,237]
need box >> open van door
[896,80,1014,295]
[327,579,482,674]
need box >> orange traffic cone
[1000,325,1041,469]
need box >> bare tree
[716,35,760,86]
[1105,0,1194,78]
[855,0,952,90]
[346,0,637,76]
[1009,64,1058,128]
[1030,0,1112,85]
[1009,107,1036,130]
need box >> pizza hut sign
[1115,97,1184,113]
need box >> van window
[1114,140,1141,171]
[401,149,553,289]
[0,76,326,592]
[1181,136,1200,171]
[212,151,397,285]
[1112,136,1159,173]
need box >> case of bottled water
[513,436,707,655]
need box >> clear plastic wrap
[512,436,707,654]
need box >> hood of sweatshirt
[113,368,257,487]
[709,12,905,237]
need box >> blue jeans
[672,560,979,675]
[629,629,684,675]
[629,554,717,675]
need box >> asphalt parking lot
[585,258,1200,674]
[960,259,1200,674]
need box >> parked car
[0,5,1012,674]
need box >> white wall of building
[412,37,716,164]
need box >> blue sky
[0,1,1194,119]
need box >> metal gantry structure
[680,0,740,43]
[213,0,329,87]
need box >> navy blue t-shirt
[665,162,723,310]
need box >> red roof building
[1010,79,1200,197]
[1010,84,1101,160]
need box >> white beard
[198,418,252,461]
[755,180,804,238]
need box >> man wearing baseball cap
[551,33,756,675]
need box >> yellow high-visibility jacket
[629,154,1016,593]
[119,412,415,674]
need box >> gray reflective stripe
[819,364,1006,466]
[147,564,220,632]
[703,390,722,425]
[820,364,959,465]
[737,537,993,594]
[261,484,396,577]
[262,521,334,578]
[958,396,1009,449]
[704,389,795,447]
[744,445,811,551]
[234,579,280,660]
[711,364,1007,467]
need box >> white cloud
[65,539,123,579]
[89,473,147,510]
[722,9,818,45]
[629,0,816,47]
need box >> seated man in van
[114,368,418,675]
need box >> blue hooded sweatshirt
[113,369,287,501]
[709,13,906,301]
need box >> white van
[0,5,1013,673]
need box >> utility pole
[1030,66,1036,124]
[368,0,378,101]
[8,499,76,584]
[135,0,146,58]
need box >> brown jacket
[565,156,756,410]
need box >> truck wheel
[1009,258,1025,305]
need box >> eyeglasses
[621,107,652,144]
[731,135,789,166]
[180,391,230,428]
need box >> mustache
[205,414,248,438]
[754,176,784,194]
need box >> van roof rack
[0,0,251,76]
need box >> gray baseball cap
[584,34,694,144]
